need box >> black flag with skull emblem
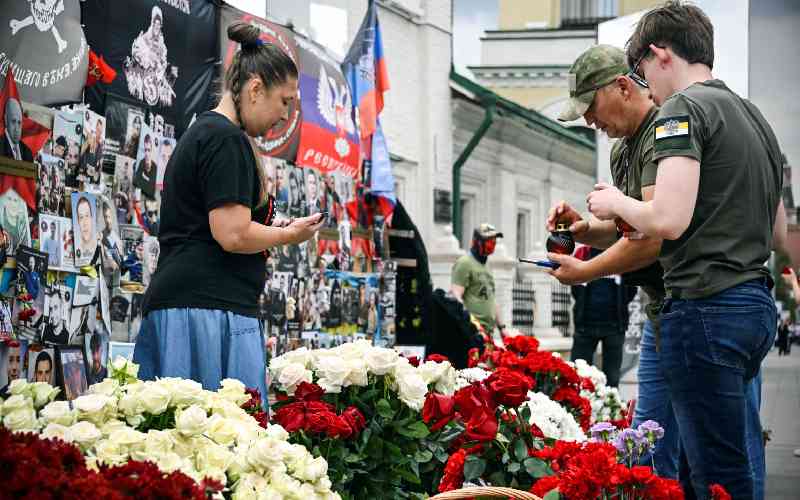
[0,0,88,105]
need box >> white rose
[139,382,171,415]
[42,423,73,442]
[297,484,317,499]
[155,452,192,473]
[269,471,303,496]
[281,347,313,367]
[395,371,428,411]
[343,358,368,387]
[232,473,268,500]
[314,476,333,493]
[7,378,29,396]
[168,379,206,409]
[208,395,248,420]
[206,414,239,446]
[195,441,234,473]
[316,356,349,394]
[30,382,61,408]
[100,419,129,437]
[125,414,145,428]
[264,423,289,442]
[118,391,143,417]
[89,378,120,397]
[3,407,39,432]
[276,362,313,394]
[2,394,31,416]
[93,439,128,466]
[40,401,77,426]
[141,429,175,456]
[294,456,328,482]
[74,394,114,424]
[417,360,449,385]
[226,447,250,482]
[218,378,249,406]
[176,405,208,436]
[70,421,102,450]
[365,347,399,376]
[246,438,284,472]
[434,365,458,396]
[111,356,139,379]
[108,427,146,453]
[172,433,204,459]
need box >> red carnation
[426,353,450,363]
[422,393,456,431]
[504,335,540,355]
[530,475,560,497]
[342,406,367,435]
[467,348,481,368]
[438,449,467,493]
[294,382,325,402]
[486,367,534,408]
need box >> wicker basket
[430,486,543,499]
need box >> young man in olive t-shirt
[450,224,508,338]
[585,3,786,499]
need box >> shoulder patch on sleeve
[654,115,691,151]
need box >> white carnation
[523,392,586,442]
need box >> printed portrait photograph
[123,110,145,159]
[71,192,98,267]
[27,348,55,385]
[114,154,135,224]
[0,94,33,162]
[156,136,176,191]
[0,297,13,341]
[58,347,88,400]
[84,328,109,386]
[41,286,71,346]
[97,196,124,287]
[80,110,106,186]
[37,153,67,216]
[0,339,25,391]
[0,184,32,256]
[52,111,84,189]
[287,164,307,219]
[142,235,160,287]
[119,224,145,285]
[133,123,157,199]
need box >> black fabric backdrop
[82,0,218,138]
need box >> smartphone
[519,258,560,270]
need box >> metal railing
[551,282,572,337]
[512,281,536,335]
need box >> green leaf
[514,438,529,462]
[508,462,521,474]
[396,421,430,439]
[501,451,511,464]
[413,450,433,463]
[463,456,487,482]
[376,398,395,419]
[523,457,552,478]
[543,488,561,500]
[344,453,363,463]
[434,449,450,463]
[488,471,507,487]
[394,465,422,485]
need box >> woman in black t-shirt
[133,22,323,400]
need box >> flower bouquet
[269,340,457,500]
[0,357,340,500]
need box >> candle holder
[546,222,575,256]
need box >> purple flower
[589,422,616,442]
[638,420,665,442]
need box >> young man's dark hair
[90,331,102,353]
[626,0,714,70]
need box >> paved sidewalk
[618,348,800,499]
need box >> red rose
[426,354,450,363]
[454,383,496,421]
[467,348,481,368]
[305,410,338,435]
[305,400,336,413]
[325,415,354,439]
[341,406,367,435]
[294,382,324,402]
[272,402,306,432]
[486,368,534,408]
[710,484,732,500]
[464,408,498,442]
[531,475,560,497]
[407,356,420,367]
[423,393,456,431]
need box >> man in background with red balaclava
[450,223,508,339]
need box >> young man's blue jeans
[660,279,775,500]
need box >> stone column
[428,224,464,292]
[487,242,516,331]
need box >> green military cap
[558,44,630,122]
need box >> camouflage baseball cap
[558,45,629,122]
[474,223,503,239]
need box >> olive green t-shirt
[452,254,496,332]
[610,106,665,325]
[652,80,782,298]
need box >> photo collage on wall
[260,155,396,360]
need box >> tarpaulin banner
[82,0,217,137]
[294,35,360,178]
[219,4,302,162]
[0,0,88,106]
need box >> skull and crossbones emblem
[9,0,68,54]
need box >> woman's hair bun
[227,21,260,46]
